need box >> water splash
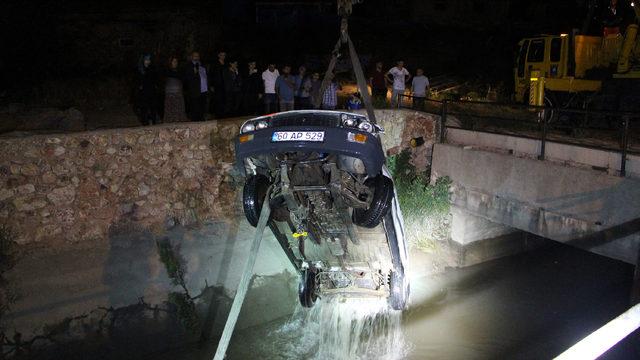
[274,295,411,360]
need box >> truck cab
[515,35,567,102]
[514,34,606,104]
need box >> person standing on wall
[211,50,226,118]
[386,60,410,108]
[135,54,159,126]
[275,65,296,112]
[322,74,340,110]
[309,72,322,109]
[411,68,430,111]
[223,59,243,117]
[163,56,186,123]
[262,63,280,114]
[242,60,263,116]
[294,65,309,110]
[369,61,389,106]
[183,51,208,122]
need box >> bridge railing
[396,94,639,177]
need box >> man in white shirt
[386,60,411,108]
[262,63,280,114]
[411,68,430,110]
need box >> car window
[517,40,530,78]
[527,39,545,63]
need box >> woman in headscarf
[135,54,159,126]
[163,56,186,123]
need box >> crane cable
[313,9,377,124]
[212,186,273,360]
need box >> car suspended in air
[235,110,409,310]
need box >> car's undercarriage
[236,111,409,310]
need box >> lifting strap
[313,15,377,124]
[213,186,273,360]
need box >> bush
[387,151,451,252]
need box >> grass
[387,150,452,252]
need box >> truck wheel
[353,175,394,228]
[243,174,270,227]
[298,269,317,308]
[389,269,409,311]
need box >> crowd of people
[133,51,431,125]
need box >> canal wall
[0,109,439,357]
[446,128,640,179]
[432,143,640,264]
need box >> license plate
[271,131,325,142]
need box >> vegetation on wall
[156,239,200,333]
[387,150,452,252]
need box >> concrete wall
[432,143,640,264]
[449,206,550,267]
[446,128,640,179]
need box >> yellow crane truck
[514,5,639,114]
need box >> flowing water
[162,242,639,359]
[227,295,410,360]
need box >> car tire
[353,175,394,228]
[298,269,317,308]
[243,174,270,227]
[389,269,409,311]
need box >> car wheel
[389,268,409,310]
[298,269,317,308]
[243,174,270,227]
[353,175,394,228]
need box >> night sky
[0,0,635,97]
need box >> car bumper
[235,126,385,176]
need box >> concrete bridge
[433,127,640,265]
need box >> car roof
[250,110,368,122]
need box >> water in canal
[173,242,639,359]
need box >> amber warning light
[239,134,254,143]
[347,132,367,144]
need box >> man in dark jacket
[135,54,159,125]
[211,50,226,118]
[183,51,208,122]
[223,60,243,117]
[242,61,263,115]
[369,61,389,106]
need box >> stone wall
[0,119,303,356]
[357,109,440,173]
[0,121,242,247]
[0,109,440,248]
[0,110,440,357]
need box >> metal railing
[396,93,639,177]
